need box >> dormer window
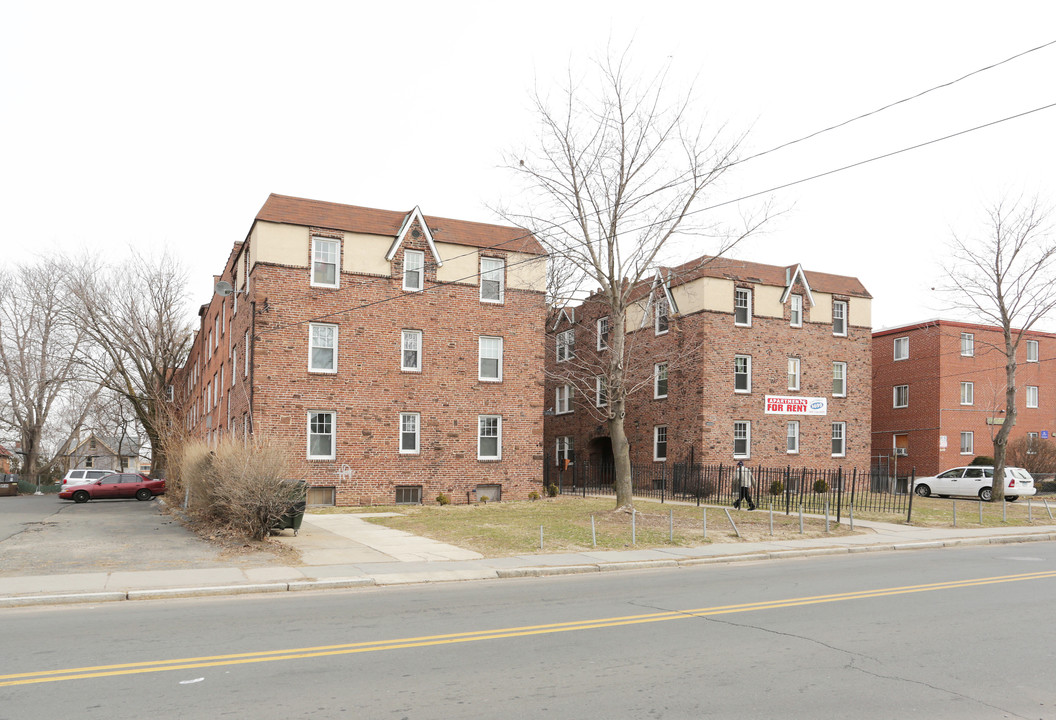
[311,237,340,288]
[480,257,504,303]
[403,250,424,291]
[735,288,752,327]
[655,297,669,335]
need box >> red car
[58,473,166,503]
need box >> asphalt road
[2,542,1054,719]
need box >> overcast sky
[3,1,1054,331]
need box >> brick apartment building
[872,319,1056,477]
[174,194,547,505]
[545,256,873,471]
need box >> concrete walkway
[2,511,1054,607]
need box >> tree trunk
[610,408,632,508]
[992,350,1017,500]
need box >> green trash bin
[272,480,308,536]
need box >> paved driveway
[0,494,280,576]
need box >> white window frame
[787,357,801,391]
[790,294,803,328]
[403,249,425,292]
[893,337,909,361]
[308,323,338,374]
[653,425,668,462]
[597,317,609,351]
[596,376,608,407]
[960,431,974,455]
[244,331,250,377]
[733,421,751,459]
[1027,339,1039,363]
[399,412,420,455]
[961,333,974,357]
[832,300,848,337]
[735,288,752,327]
[477,415,502,460]
[787,421,799,454]
[307,411,336,460]
[478,336,503,382]
[654,362,668,399]
[311,236,340,289]
[734,355,752,394]
[655,296,669,335]
[480,257,505,303]
[1027,385,1039,408]
[401,329,422,372]
[832,421,846,457]
[960,382,974,406]
[894,385,908,408]
[556,329,574,362]
[555,385,573,415]
[556,436,574,465]
[832,361,847,397]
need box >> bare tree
[64,251,193,475]
[503,49,771,508]
[0,259,100,482]
[944,196,1056,499]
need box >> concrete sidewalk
[2,511,1055,607]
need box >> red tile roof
[255,194,545,255]
[664,255,871,298]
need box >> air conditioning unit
[894,448,908,457]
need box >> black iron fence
[544,456,911,519]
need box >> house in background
[65,432,142,473]
[174,194,548,506]
[0,445,12,474]
[872,319,1056,477]
[545,256,873,471]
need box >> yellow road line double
[4,569,1055,687]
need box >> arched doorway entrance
[588,436,615,486]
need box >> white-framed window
[787,421,799,454]
[960,431,974,455]
[478,415,502,460]
[894,385,908,408]
[480,257,505,303]
[833,300,848,336]
[556,436,574,465]
[403,249,425,291]
[654,425,668,461]
[734,355,751,393]
[311,236,340,288]
[893,336,909,361]
[401,329,422,372]
[399,412,420,454]
[309,323,337,373]
[787,357,801,391]
[960,382,974,406]
[1027,385,1039,408]
[832,361,847,397]
[961,333,974,357]
[1027,432,1039,454]
[1027,339,1039,362]
[655,296,669,335]
[832,421,846,457]
[654,362,668,399]
[597,317,609,350]
[790,294,803,327]
[244,331,250,376]
[231,350,237,386]
[556,329,574,362]
[214,316,220,348]
[733,421,750,458]
[307,411,335,460]
[555,385,573,414]
[596,376,608,407]
[735,288,752,327]
[478,336,503,381]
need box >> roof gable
[780,264,816,307]
[385,206,443,266]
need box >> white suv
[61,469,113,487]
[914,466,1036,502]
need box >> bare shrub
[1006,436,1056,476]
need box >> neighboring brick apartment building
[174,194,547,505]
[545,256,873,470]
[872,319,1056,477]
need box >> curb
[3,532,1054,608]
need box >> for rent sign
[765,395,828,415]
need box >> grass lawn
[856,494,1056,529]
[311,496,859,557]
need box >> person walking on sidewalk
[733,460,756,511]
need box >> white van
[61,469,113,487]
[914,466,1036,502]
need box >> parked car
[61,468,113,487]
[913,466,1036,502]
[58,473,166,503]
